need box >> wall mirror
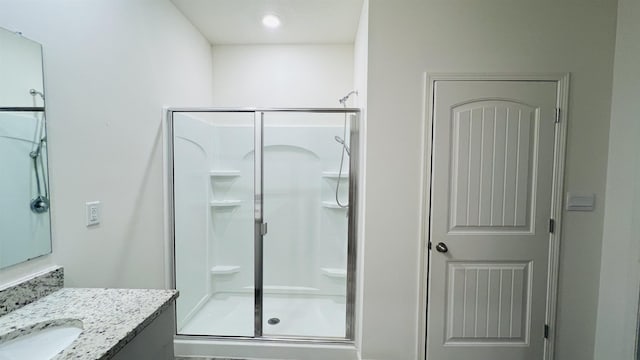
[0,25,51,269]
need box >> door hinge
[549,219,555,234]
[260,222,268,236]
[544,324,550,339]
[428,242,432,250]
[555,108,561,123]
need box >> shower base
[179,293,346,338]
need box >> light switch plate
[86,201,101,226]
[566,193,595,211]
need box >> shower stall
[166,108,359,350]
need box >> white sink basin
[0,319,83,360]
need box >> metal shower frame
[166,107,360,344]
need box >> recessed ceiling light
[262,14,281,29]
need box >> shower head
[334,136,351,156]
[29,89,45,100]
[338,90,358,106]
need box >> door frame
[417,73,570,360]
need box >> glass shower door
[260,111,353,338]
[171,108,358,340]
[172,111,255,337]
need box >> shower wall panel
[262,123,348,297]
[173,114,211,328]
[208,124,254,294]
[208,123,348,297]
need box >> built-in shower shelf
[322,201,348,209]
[210,200,242,207]
[321,268,347,278]
[210,265,241,275]
[209,170,240,178]
[322,171,348,179]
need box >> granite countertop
[0,288,178,359]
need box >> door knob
[435,242,448,253]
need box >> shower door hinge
[260,222,268,236]
[544,324,550,339]
[549,219,555,234]
[555,108,561,123]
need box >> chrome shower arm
[338,90,358,106]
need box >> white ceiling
[170,0,364,45]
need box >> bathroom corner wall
[0,0,214,288]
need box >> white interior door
[426,80,558,360]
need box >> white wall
[0,0,213,288]
[361,1,616,359]
[594,0,640,358]
[211,44,354,108]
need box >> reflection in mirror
[0,27,44,108]
[0,26,51,269]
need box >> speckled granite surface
[0,288,178,359]
[0,266,63,316]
